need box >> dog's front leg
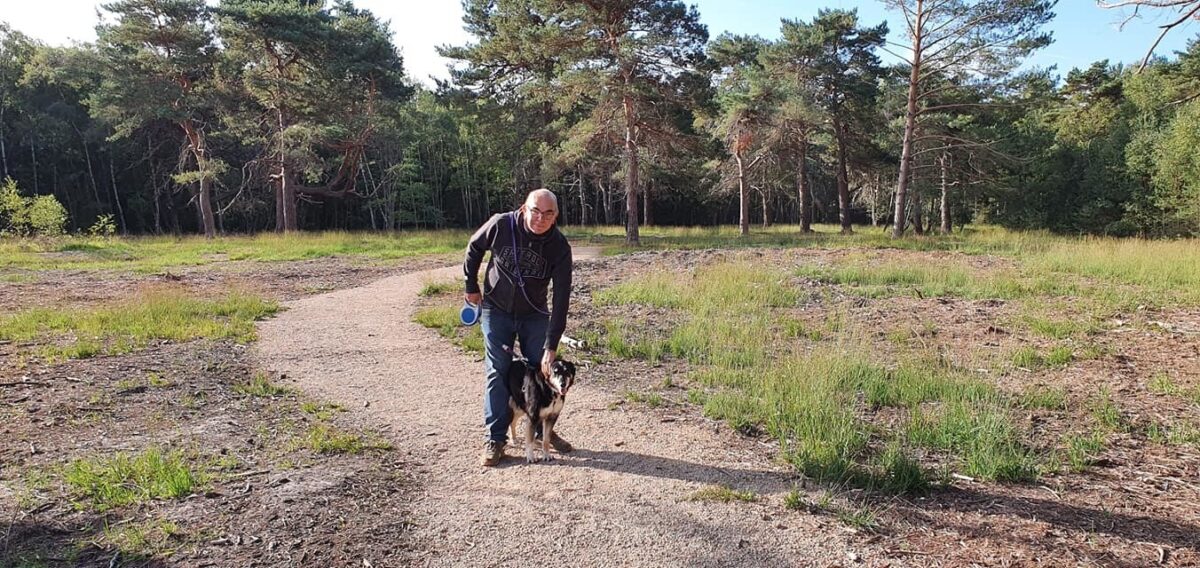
[542,415,557,461]
[524,416,538,463]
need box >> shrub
[0,178,68,236]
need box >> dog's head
[547,359,577,396]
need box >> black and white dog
[506,356,577,463]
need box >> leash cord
[508,212,552,316]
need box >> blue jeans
[481,305,549,443]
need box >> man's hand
[465,292,482,305]
[541,349,556,381]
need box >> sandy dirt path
[254,248,874,567]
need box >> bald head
[526,188,558,210]
[522,188,559,235]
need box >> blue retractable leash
[461,210,549,326]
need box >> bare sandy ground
[254,248,882,567]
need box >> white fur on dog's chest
[539,397,564,419]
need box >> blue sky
[691,0,1198,74]
[4,0,1197,85]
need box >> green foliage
[302,423,392,454]
[103,519,183,559]
[685,484,758,503]
[234,372,292,398]
[419,280,460,297]
[63,448,202,511]
[0,178,68,236]
[623,390,665,408]
[1018,385,1068,410]
[0,231,465,272]
[0,290,276,360]
[1065,431,1106,472]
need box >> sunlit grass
[0,289,277,360]
[599,261,1051,493]
[301,423,393,454]
[0,230,466,273]
[63,448,202,511]
[572,223,1061,256]
[685,484,758,503]
[1029,237,1200,303]
[412,305,484,354]
[234,372,293,398]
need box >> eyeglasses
[528,207,557,220]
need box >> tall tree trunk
[598,177,611,225]
[278,165,298,232]
[797,139,812,233]
[761,189,770,228]
[182,122,216,238]
[642,179,653,227]
[578,169,588,226]
[912,188,925,236]
[1,107,8,179]
[892,0,924,238]
[274,106,298,232]
[29,133,39,194]
[736,151,749,236]
[108,155,127,234]
[835,119,852,234]
[622,91,640,246]
[939,150,952,235]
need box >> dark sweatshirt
[463,211,573,353]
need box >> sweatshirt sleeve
[464,214,501,295]
[544,245,573,353]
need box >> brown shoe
[481,440,505,466]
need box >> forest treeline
[0,0,1198,242]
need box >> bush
[28,195,69,236]
[0,178,69,237]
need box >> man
[464,188,573,466]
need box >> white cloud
[358,0,471,87]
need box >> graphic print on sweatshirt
[495,245,550,281]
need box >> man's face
[523,195,557,235]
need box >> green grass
[0,290,277,360]
[412,305,484,354]
[906,401,1039,482]
[1028,237,1200,304]
[62,448,202,511]
[1010,345,1073,370]
[597,261,1053,493]
[1021,315,1099,339]
[796,260,1075,301]
[835,504,881,532]
[783,489,835,512]
[685,484,758,503]
[300,401,347,421]
[419,279,460,297]
[103,519,183,559]
[301,423,393,454]
[234,372,293,397]
[623,390,665,408]
[1018,385,1068,410]
[1148,372,1179,395]
[1165,421,1200,446]
[576,225,1200,303]
[0,230,466,273]
[1090,389,1127,432]
[1065,431,1107,472]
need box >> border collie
[506,357,577,463]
